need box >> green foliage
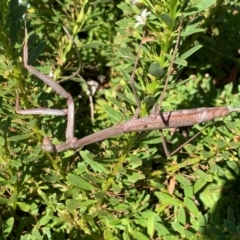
[1,0,240,239]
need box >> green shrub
[1,0,240,239]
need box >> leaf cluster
[1,0,240,239]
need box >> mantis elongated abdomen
[124,107,234,131]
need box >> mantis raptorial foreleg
[17,23,80,141]
[16,92,67,116]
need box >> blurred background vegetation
[0,0,240,239]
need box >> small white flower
[135,9,151,28]
[49,70,54,78]
[131,0,140,4]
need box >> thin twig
[130,29,146,119]
[58,27,82,83]
[152,16,183,114]
[169,127,205,156]
[160,131,170,157]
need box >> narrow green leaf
[106,96,125,109]
[191,216,201,231]
[224,219,237,234]
[126,171,145,183]
[118,49,135,64]
[147,213,155,238]
[195,0,217,12]
[141,130,161,144]
[208,226,223,236]
[17,202,30,212]
[227,207,235,224]
[94,192,105,200]
[160,13,173,26]
[82,173,104,184]
[184,197,199,217]
[80,151,108,174]
[178,207,186,225]
[237,225,240,235]
[128,155,142,168]
[184,17,203,31]
[184,0,216,16]
[111,182,122,193]
[194,179,207,194]
[117,2,135,14]
[23,156,41,163]
[196,169,212,182]
[180,45,202,60]
[184,186,194,198]
[0,136,5,145]
[104,230,114,240]
[32,228,42,239]
[39,215,51,226]
[10,160,22,169]
[226,161,239,175]
[198,213,207,234]
[115,203,129,211]
[29,41,46,64]
[81,23,102,31]
[107,219,122,227]
[203,136,215,145]
[75,162,87,174]
[217,139,227,148]
[154,222,170,236]
[3,217,14,238]
[67,173,93,191]
[175,174,190,186]
[155,192,183,207]
[8,134,33,141]
[41,174,59,183]
[79,200,98,208]
[102,105,122,123]
[211,212,223,226]
[171,222,184,233]
[183,229,196,239]
[174,57,188,66]
[181,28,204,37]
[60,213,73,223]
[67,199,81,210]
[82,41,105,48]
[0,197,11,204]
[119,68,130,82]
[138,203,149,212]
[132,231,149,240]
[117,92,136,106]
[7,5,27,25]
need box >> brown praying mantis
[16,19,240,155]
